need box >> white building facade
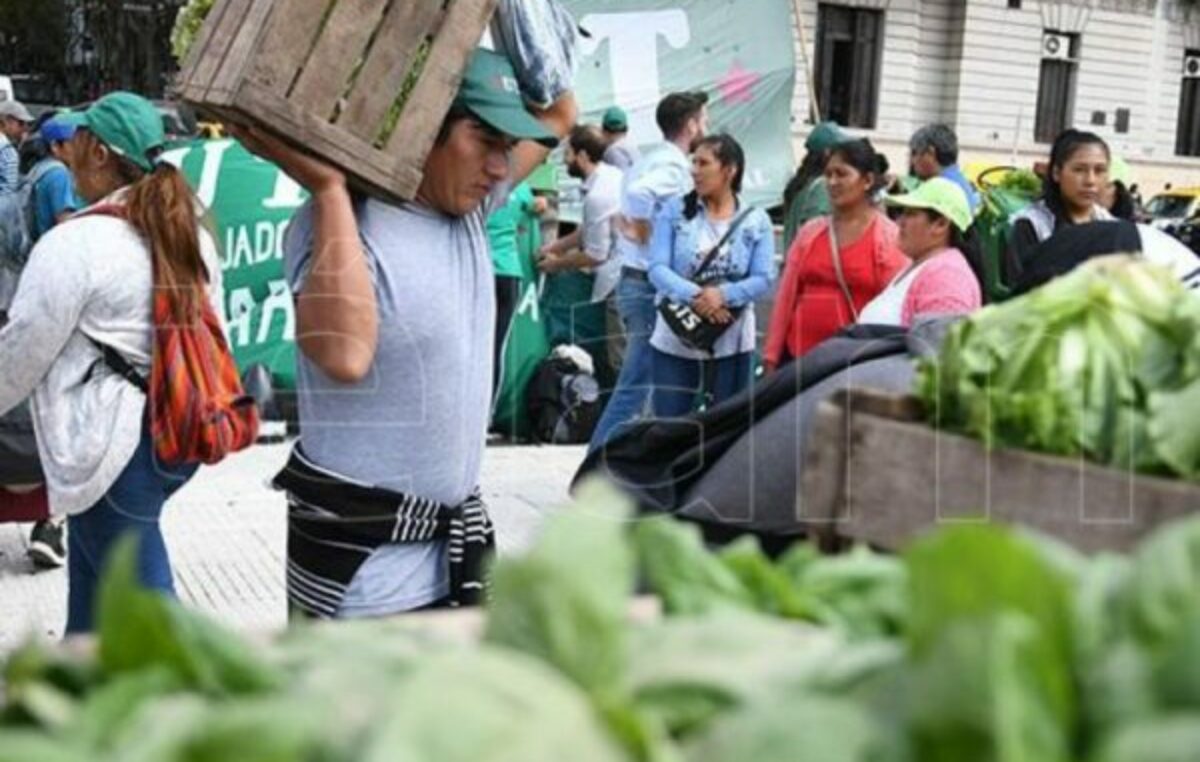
[791,0,1200,190]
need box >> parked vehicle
[1143,187,1200,229]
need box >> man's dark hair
[909,124,960,167]
[568,124,608,164]
[435,102,478,146]
[656,91,709,141]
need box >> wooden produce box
[176,0,498,202]
[800,388,1200,554]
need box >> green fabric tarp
[491,197,551,439]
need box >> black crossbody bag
[658,207,757,353]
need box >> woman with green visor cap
[0,91,224,633]
[857,178,983,326]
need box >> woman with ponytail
[764,139,907,371]
[0,92,223,633]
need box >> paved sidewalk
[0,441,586,654]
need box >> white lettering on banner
[263,170,306,210]
[224,279,296,348]
[579,11,691,145]
[258,280,295,344]
[159,146,190,169]
[222,220,291,270]
[226,287,256,348]
[196,140,234,208]
[516,281,540,322]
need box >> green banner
[162,138,307,390]
[491,202,551,439]
[562,0,797,208]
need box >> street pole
[792,0,822,124]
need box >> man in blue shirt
[909,123,981,215]
[30,117,83,239]
[589,91,708,451]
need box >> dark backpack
[526,351,600,444]
[0,401,43,487]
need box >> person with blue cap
[232,46,578,620]
[28,115,84,241]
[0,91,225,631]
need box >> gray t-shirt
[283,194,498,614]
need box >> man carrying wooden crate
[233,49,576,619]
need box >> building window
[1178,49,1200,157]
[1035,31,1080,143]
[814,4,884,129]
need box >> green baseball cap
[602,106,628,132]
[61,91,165,172]
[805,121,849,153]
[887,177,974,232]
[454,49,558,148]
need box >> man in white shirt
[589,91,708,450]
[539,125,625,383]
[539,125,623,299]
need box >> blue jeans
[650,349,755,418]
[66,430,197,634]
[589,274,658,451]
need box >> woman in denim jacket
[647,134,775,417]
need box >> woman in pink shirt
[857,177,983,326]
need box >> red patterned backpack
[85,204,259,465]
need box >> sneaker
[28,519,66,570]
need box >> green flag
[491,198,551,439]
[163,138,307,390]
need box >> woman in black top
[1006,130,1113,279]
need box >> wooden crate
[175,0,498,202]
[799,388,1200,553]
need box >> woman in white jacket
[0,92,222,633]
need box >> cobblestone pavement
[0,440,586,654]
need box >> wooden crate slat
[801,393,1200,553]
[177,0,240,98]
[182,0,258,105]
[236,81,421,197]
[337,1,447,142]
[206,0,279,101]
[179,0,500,201]
[385,0,498,161]
[250,0,338,96]
[288,0,392,120]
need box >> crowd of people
[0,36,1185,634]
[521,98,1162,456]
